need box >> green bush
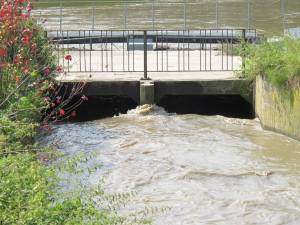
[0,153,123,225]
[0,1,151,224]
[0,1,155,224]
[241,37,300,89]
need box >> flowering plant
[0,0,85,126]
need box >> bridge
[48,29,258,106]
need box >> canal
[36,1,300,224]
[40,105,300,224]
[34,0,300,35]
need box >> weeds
[239,37,300,89]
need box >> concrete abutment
[255,76,300,140]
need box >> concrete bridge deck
[59,71,236,82]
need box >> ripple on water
[40,106,300,225]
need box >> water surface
[41,106,300,224]
[33,0,300,35]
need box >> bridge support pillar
[140,80,154,105]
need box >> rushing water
[33,0,300,35]
[36,1,300,223]
[40,105,300,225]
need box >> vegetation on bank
[0,1,152,224]
[241,37,300,90]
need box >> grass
[240,37,300,90]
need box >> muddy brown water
[34,0,300,35]
[40,106,300,225]
[36,1,300,223]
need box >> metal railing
[48,29,257,78]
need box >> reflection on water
[41,106,300,225]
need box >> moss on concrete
[255,76,300,140]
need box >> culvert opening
[67,94,253,122]
[158,95,254,119]
[69,96,138,121]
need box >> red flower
[21,28,32,45]
[56,96,62,104]
[64,55,72,61]
[81,95,88,101]
[42,123,50,130]
[44,67,51,76]
[22,66,30,74]
[71,111,77,118]
[0,48,7,57]
[22,28,32,37]
[44,97,51,102]
[56,65,63,73]
[31,43,37,53]
[20,13,29,20]
[26,3,33,12]
[59,109,65,116]
[22,35,30,45]
[14,55,22,65]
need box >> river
[35,1,300,223]
[40,105,300,224]
[34,0,300,35]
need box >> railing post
[242,29,246,76]
[143,30,148,79]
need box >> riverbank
[0,1,102,223]
[255,76,300,140]
[0,1,152,224]
[243,37,300,140]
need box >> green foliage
[240,37,300,89]
[0,115,38,154]
[0,2,155,224]
[0,153,123,225]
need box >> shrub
[241,37,300,89]
[0,1,154,224]
[0,153,123,225]
[0,0,85,124]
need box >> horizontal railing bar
[48,29,258,44]
[47,29,257,32]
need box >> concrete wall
[255,76,300,140]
